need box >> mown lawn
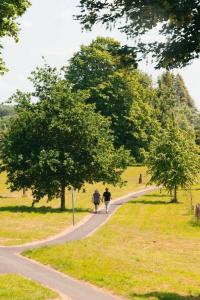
[25,187,200,300]
[0,274,60,300]
[0,166,147,245]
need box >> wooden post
[61,183,65,211]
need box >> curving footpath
[0,187,157,300]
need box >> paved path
[0,187,157,300]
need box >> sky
[1,0,200,108]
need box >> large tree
[0,0,31,72]
[67,37,137,90]
[66,37,158,162]
[0,66,130,210]
[77,0,200,69]
[147,124,200,203]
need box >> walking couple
[92,188,112,214]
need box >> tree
[156,71,198,141]
[0,66,130,211]
[66,37,158,162]
[129,93,160,162]
[194,113,200,145]
[147,124,200,203]
[76,0,200,69]
[0,0,31,73]
[174,74,196,110]
[66,37,137,90]
[156,72,179,127]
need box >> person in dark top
[92,190,101,214]
[102,188,112,213]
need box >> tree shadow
[144,194,170,198]
[0,205,90,214]
[130,292,200,300]
[130,199,172,205]
[0,195,18,199]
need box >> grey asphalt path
[0,186,157,300]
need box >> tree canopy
[156,71,197,130]
[66,37,158,162]
[0,0,31,72]
[77,0,200,69]
[66,37,199,162]
[147,123,200,202]
[0,65,130,210]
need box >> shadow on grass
[0,205,90,214]
[130,292,200,300]
[188,188,200,191]
[0,195,18,199]
[144,194,170,198]
[130,198,171,205]
[190,218,200,228]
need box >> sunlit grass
[0,166,147,245]
[0,274,60,300]
[25,187,200,300]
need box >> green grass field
[25,187,200,300]
[0,274,60,300]
[0,167,147,245]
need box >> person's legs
[95,204,98,213]
[105,201,110,213]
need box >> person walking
[92,190,101,214]
[102,188,112,213]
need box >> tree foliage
[147,124,200,202]
[66,37,158,162]
[0,104,15,134]
[76,0,200,68]
[67,37,137,90]
[156,71,199,144]
[66,38,199,162]
[0,0,31,72]
[0,65,130,210]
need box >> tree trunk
[22,188,26,196]
[61,183,66,211]
[170,187,178,203]
[172,186,178,203]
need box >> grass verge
[25,188,200,300]
[0,274,60,300]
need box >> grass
[0,274,60,300]
[25,187,200,300]
[0,166,147,245]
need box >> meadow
[0,166,147,245]
[0,274,60,300]
[25,187,200,300]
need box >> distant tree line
[0,104,15,132]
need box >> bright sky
[1,0,200,108]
